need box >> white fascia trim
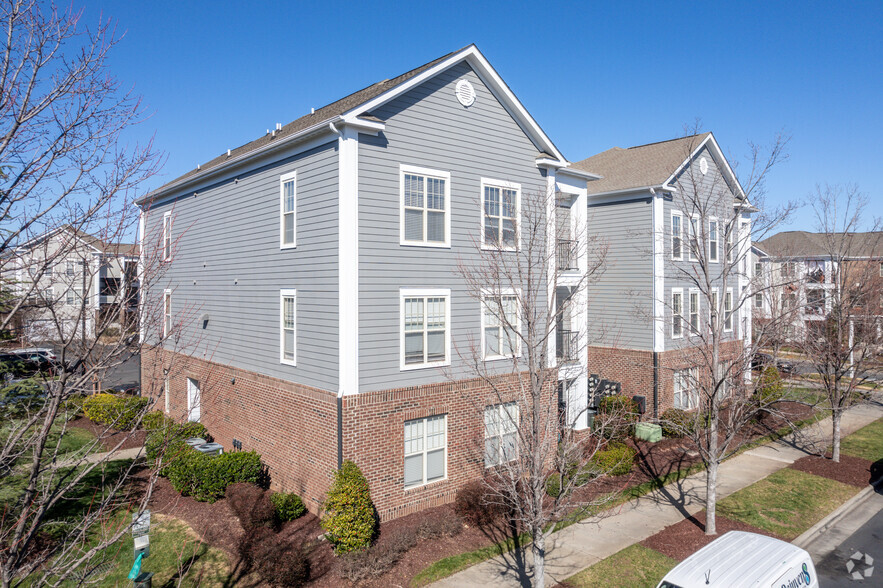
[339,126,359,396]
[479,177,521,251]
[279,289,297,366]
[587,184,674,201]
[652,194,665,351]
[671,288,684,340]
[399,288,452,372]
[399,164,452,249]
[480,287,522,361]
[556,166,603,181]
[279,170,297,249]
[337,118,385,135]
[662,133,748,200]
[342,45,567,163]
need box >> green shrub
[82,393,149,430]
[143,410,169,431]
[321,461,377,554]
[272,491,306,522]
[591,442,636,476]
[0,381,45,418]
[596,395,640,441]
[146,421,208,461]
[166,447,263,503]
[756,366,784,407]
[660,408,696,438]
[62,394,88,418]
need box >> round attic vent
[699,156,709,175]
[455,79,475,107]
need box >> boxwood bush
[82,393,149,429]
[591,442,636,476]
[321,460,377,554]
[166,447,263,503]
[271,491,306,522]
[660,408,696,438]
[596,395,640,441]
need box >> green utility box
[635,422,662,443]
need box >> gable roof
[757,231,883,259]
[142,45,568,203]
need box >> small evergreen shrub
[227,483,276,530]
[756,365,784,407]
[271,491,306,522]
[591,442,636,476]
[321,460,377,554]
[660,408,696,438]
[145,421,208,461]
[166,448,263,502]
[142,410,169,431]
[82,393,149,429]
[596,395,640,440]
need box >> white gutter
[588,184,676,199]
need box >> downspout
[652,351,659,419]
[649,187,660,418]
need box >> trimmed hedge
[321,461,377,554]
[272,491,306,522]
[591,442,636,476]
[596,395,640,441]
[145,421,208,462]
[660,408,696,438]
[143,410,170,431]
[82,393,149,430]
[166,448,263,503]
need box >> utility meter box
[635,422,662,443]
[134,535,149,559]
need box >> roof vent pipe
[311,107,315,114]
[226,149,231,157]
[275,123,282,131]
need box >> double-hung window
[65,290,75,306]
[754,292,763,309]
[482,291,519,359]
[280,171,297,248]
[674,367,699,410]
[401,288,450,369]
[484,402,519,467]
[671,213,683,260]
[688,216,699,261]
[404,414,446,488]
[163,211,172,262]
[401,165,450,247]
[671,289,683,339]
[280,289,296,365]
[725,222,734,263]
[755,262,762,277]
[163,289,172,338]
[724,289,733,332]
[66,261,74,276]
[482,179,520,250]
[689,289,700,334]
[709,219,719,262]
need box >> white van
[657,531,818,588]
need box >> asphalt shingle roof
[571,133,711,195]
[757,231,883,258]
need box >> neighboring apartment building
[754,231,883,341]
[4,226,139,342]
[568,133,754,416]
[137,45,598,520]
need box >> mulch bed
[640,511,777,561]
[789,454,874,487]
[67,416,147,451]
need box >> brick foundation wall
[141,347,338,513]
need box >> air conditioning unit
[194,442,224,456]
[184,437,206,447]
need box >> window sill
[400,360,450,372]
[483,353,520,362]
[480,244,519,252]
[280,359,296,367]
[280,243,297,250]
[399,241,451,249]
[404,476,448,492]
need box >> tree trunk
[831,409,842,463]
[706,458,719,536]
[533,529,546,588]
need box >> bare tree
[791,185,882,462]
[452,183,614,588]
[657,128,793,535]
[0,1,170,585]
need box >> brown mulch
[640,510,777,561]
[789,454,874,487]
[67,416,147,451]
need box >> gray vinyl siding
[357,61,546,393]
[663,145,742,350]
[145,142,340,389]
[585,197,654,350]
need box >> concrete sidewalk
[56,445,144,467]
[433,401,883,587]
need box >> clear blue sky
[87,0,882,230]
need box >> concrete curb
[793,479,882,548]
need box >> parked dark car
[751,352,795,374]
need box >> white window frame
[755,262,762,277]
[671,212,683,261]
[65,290,75,306]
[689,289,700,335]
[754,292,763,309]
[279,289,297,366]
[724,288,734,332]
[481,288,521,360]
[708,218,719,263]
[66,261,74,276]
[725,222,734,263]
[399,164,451,248]
[688,215,699,261]
[403,414,447,488]
[399,288,451,371]
[480,178,521,251]
[484,402,519,468]
[162,211,172,262]
[279,171,297,249]
[163,289,171,339]
[671,288,684,339]
[674,367,699,410]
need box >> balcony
[556,329,579,363]
[557,240,577,271]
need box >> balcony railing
[557,329,579,363]
[557,240,577,271]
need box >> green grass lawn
[718,468,858,540]
[841,417,883,462]
[562,544,676,588]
